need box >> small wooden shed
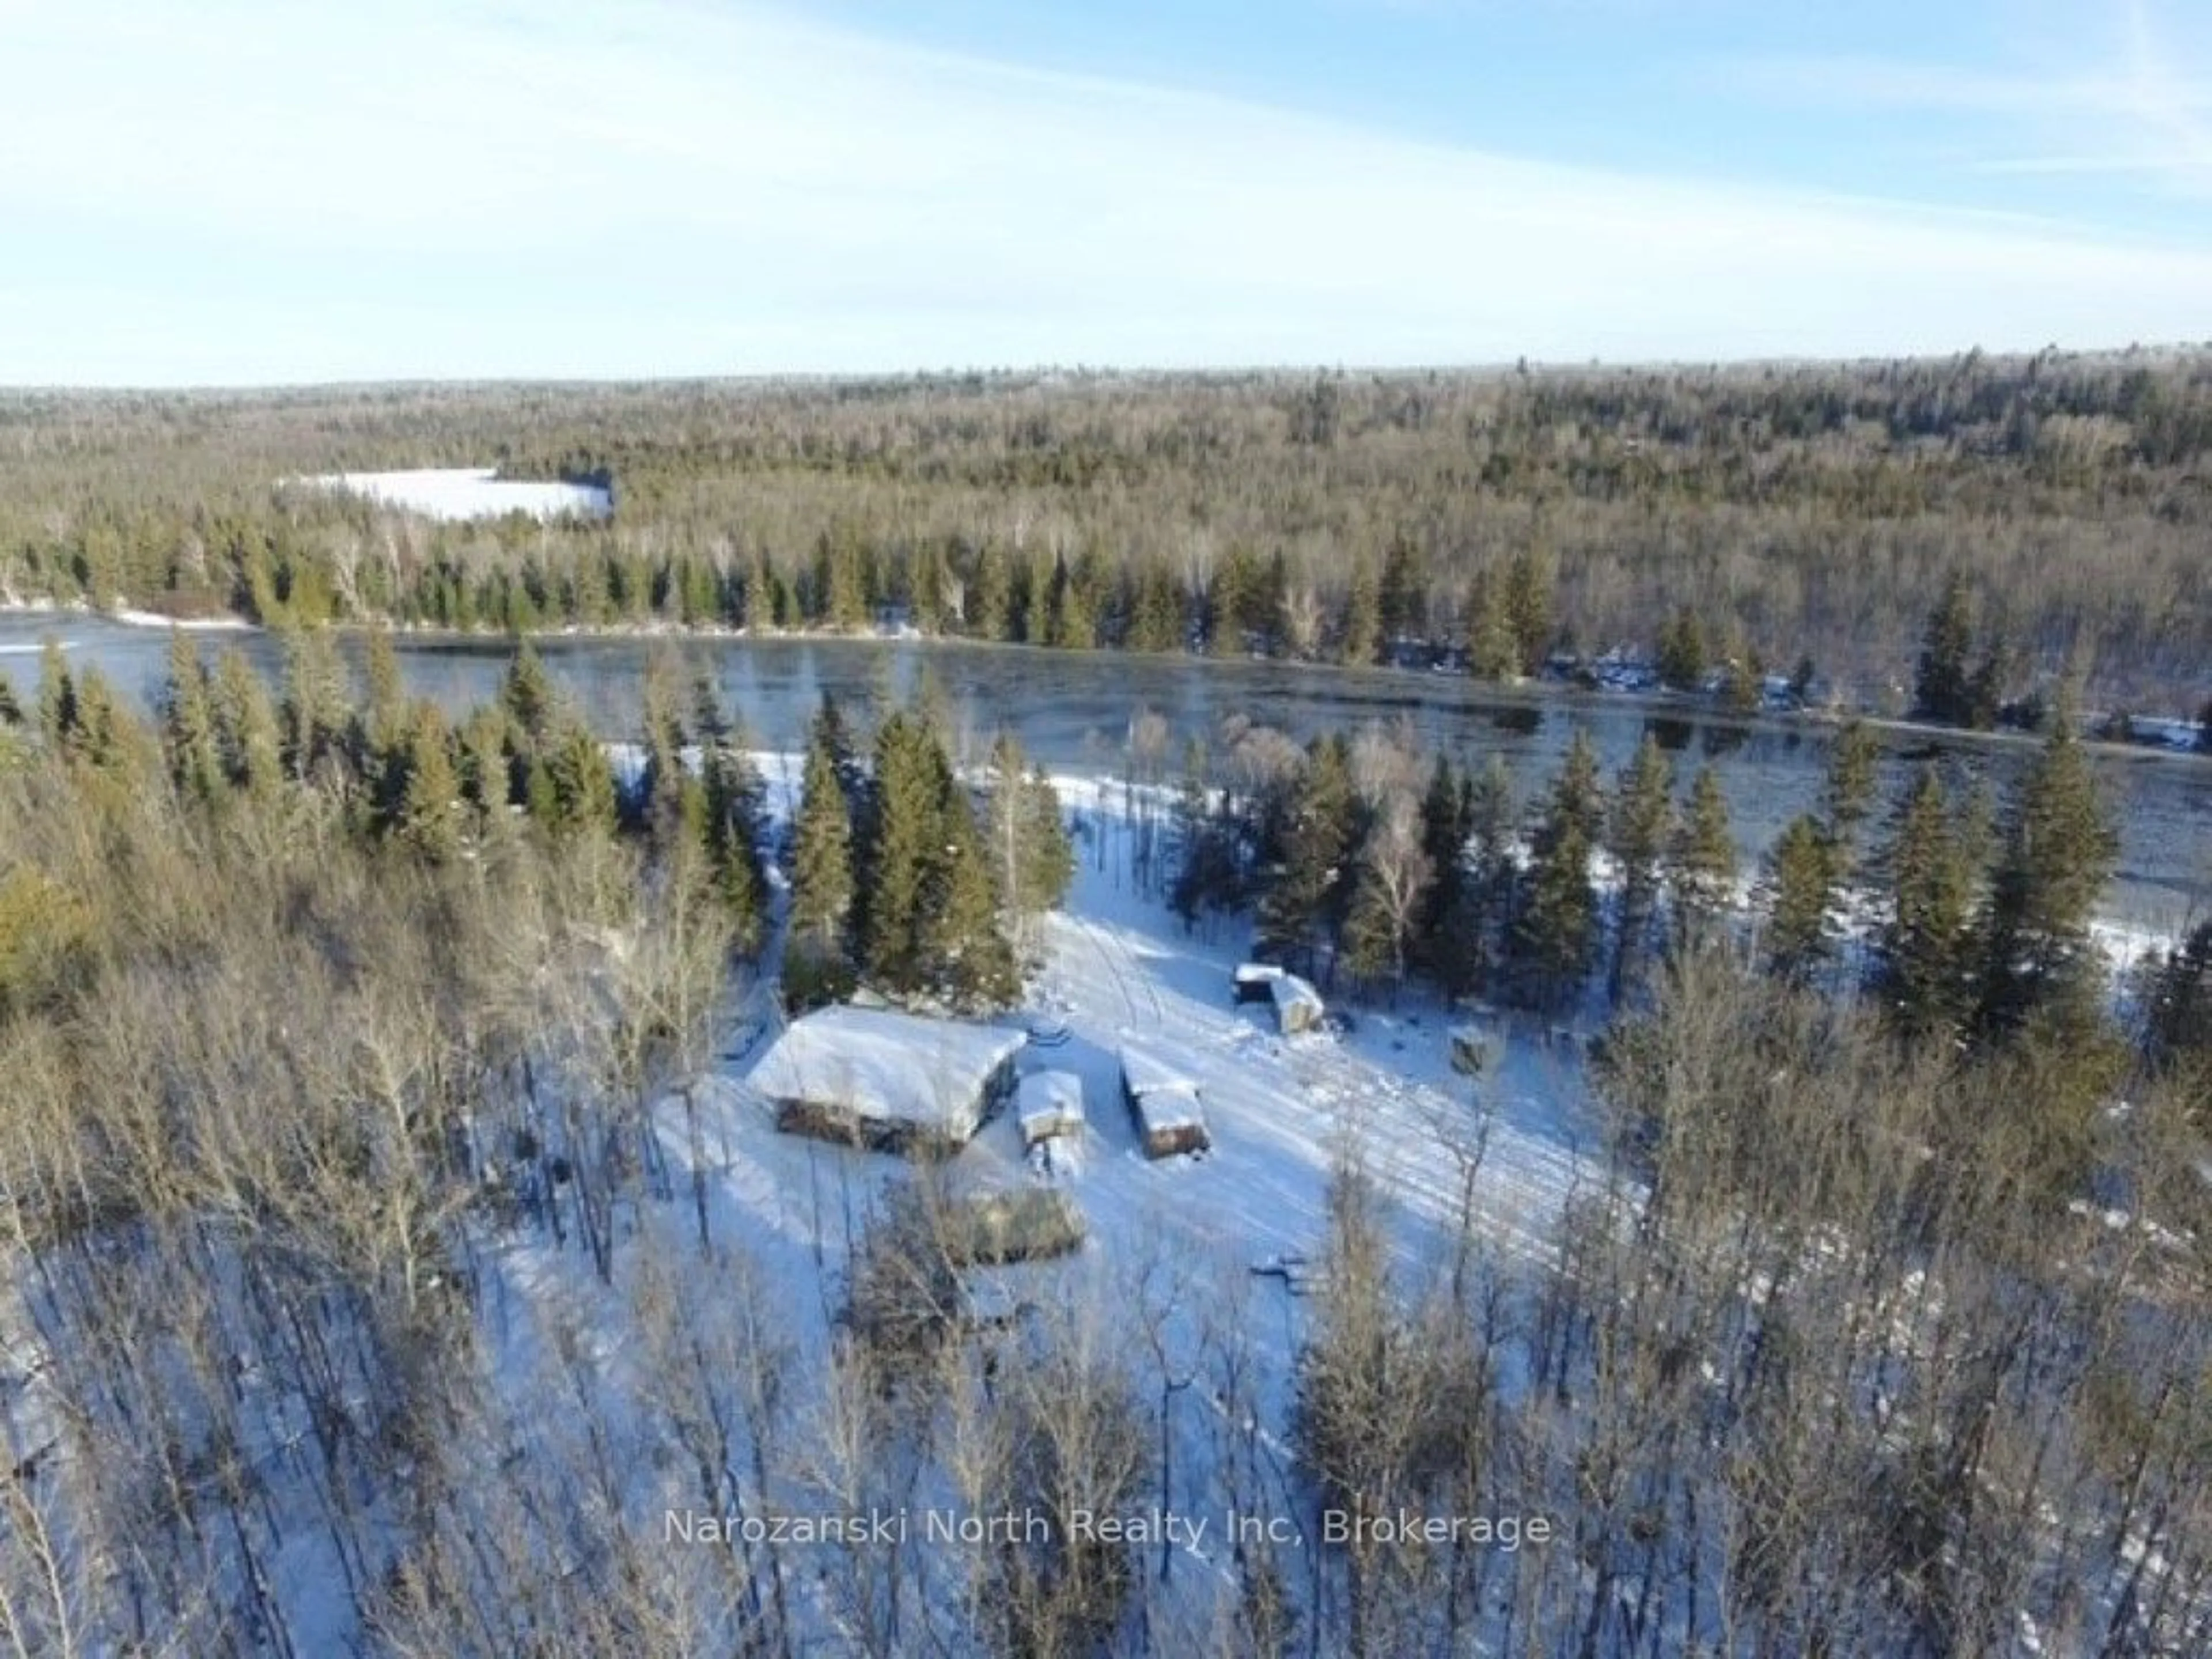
[1016,1070,1086,1149]
[1119,1044,1211,1159]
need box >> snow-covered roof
[1017,1070,1085,1120]
[1270,974,1323,1014]
[1234,962,1285,986]
[749,1006,1023,1132]
[1119,1043,1199,1099]
[1132,1088,1206,1135]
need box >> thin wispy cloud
[2,0,2208,384]
[1717,1,2212,201]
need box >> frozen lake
[3,615,2206,930]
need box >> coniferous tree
[1976,699,2119,1037]
[1169,737,1238,928]
[737,547,771,631]
[1450,755,1520,997]
[397,703,462,863]
[1047,552,1097,650]
[1821,720,1881,856]
[1658,608,1707,692]
[1377,531,1427,645]
[1023,768,1075,911]
[36,638,75,751]
[540,720,618,839]
[363,624,407,755]
[1672,765,1737,943]
[1609,733,1675,980]
[1963,628,2010,730]
[634,649,690,847]
[210,648,282,801]
[162,631,224,805]
[1464,571,1520,681]
[1205,551,1249,658]
[1339,559,1381,666]
[2143,919,2212,1073]
[1505,546,1556,673]
[1128,560,1184,654]
[1762,814,1836,981]
[1256,736,1357,976]
[1510,731,1603,1007]
[789,730,857,963]
[457,704,513,820]
[923,780,1019,1011]
[278,626,351,789]
[500,640,559,750]
[815,525,869,629]
[861,713,940,991]
[1873,770,1981,1038]
[63,666,143,774]
[968,540,1010,641]
[810,692,868,817]
[1915,570,1975,723]
[692,676,767,951]
[1413,755,1471,971]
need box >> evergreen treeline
[5,351,2211,709]
[783,694,1071,1014]
[1171,701,2146,1054]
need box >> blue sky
[3,0,2208,384]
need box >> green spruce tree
[861,713,940,993]
[1609,733,1675,981]
[1873,769,1981,1038]
[1762,814,1836,981]
[398,703,462,863]
[36,639,76,752]
[1915,570,1975,724]
[1339,558,1381,666]
[1510,734,1603,1009]
[162,630,224,805]
[1672,765,1737,944]
[789,730,857,961]
[1256,736,1357,976]
[1976,695,2120,1037]
[278,626,351,788]
[210,648,282,801]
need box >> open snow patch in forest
[296,468,612,522]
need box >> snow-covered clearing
[294,468,613,522]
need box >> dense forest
[2,626,2207,1653]
[4,350,2210,720]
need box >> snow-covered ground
[294,467,612,522]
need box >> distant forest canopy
[3,350,2209,713]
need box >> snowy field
[296,467,612,521]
